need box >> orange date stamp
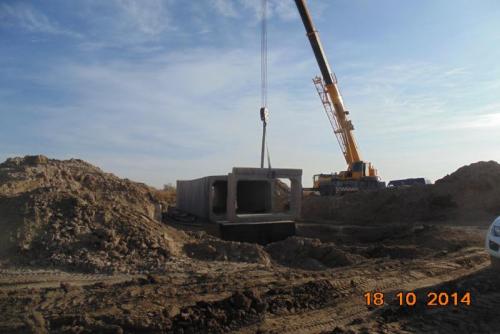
[364,291,471,307]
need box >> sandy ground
[0,220,496,334]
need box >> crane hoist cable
[261,0,268,108]
[260,0,271,168]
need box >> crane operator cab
[349,161,371,179]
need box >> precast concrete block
[176,167,302,224]
[176,175,227,221]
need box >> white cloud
[236,0,262,18]
[7,48,499,187]
[74,0,175,50]
[0,3,81,37]
[337,61,500,135]
[209,0,239,18]
[208,0,298,21]
[4,43,335,187]
[1,1,499,187]
[115,0,175,36]
[272,0,298,21]
[444,111,500,130]
[0,1,175,50]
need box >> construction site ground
[0,221,497,333]
[1,156,499,333]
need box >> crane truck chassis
[314,172,385,196]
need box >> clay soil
[0,156,499,333]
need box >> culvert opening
[236,180,271,214]
[212,180,228,214]
[273,178,291,213]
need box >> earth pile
[302,160,500,225]
[0,155,185,273]
[265,237,363,270]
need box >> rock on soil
[265,237,364,270]
[0,155,186,273]
[302,160,500,224]
[184,233,366,270]
[184,233,270,265]
[167,280,338,333]
[171,289,267,333]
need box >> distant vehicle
[486,216,500,269]
[387,178,432,188]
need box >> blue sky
[1,0,500,187]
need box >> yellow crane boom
[294,0,383,194]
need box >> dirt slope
[0,155,186,273]
[302,160,500,225]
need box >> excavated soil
[0,155,186,273]
[302,160,500,225]
[184,232,271,265]
[0,156,499,333]
[265,237,364,270]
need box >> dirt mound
[343,225,484,259]
[170,289,266,333]
[0,155,186,273]
[434,160,500,220]
[302,186,458,224]
[393,224,484,251]
[265,237,364,270]
[297,223,484,261]
[437,160,500,188]
[184,233,270,265]
[302,160,500,225]
[169,281,340,333]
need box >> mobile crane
[295,0,385,195]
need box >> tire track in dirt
[0,247,489,332]
[239,248,488,333]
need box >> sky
[1,0,500,188]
